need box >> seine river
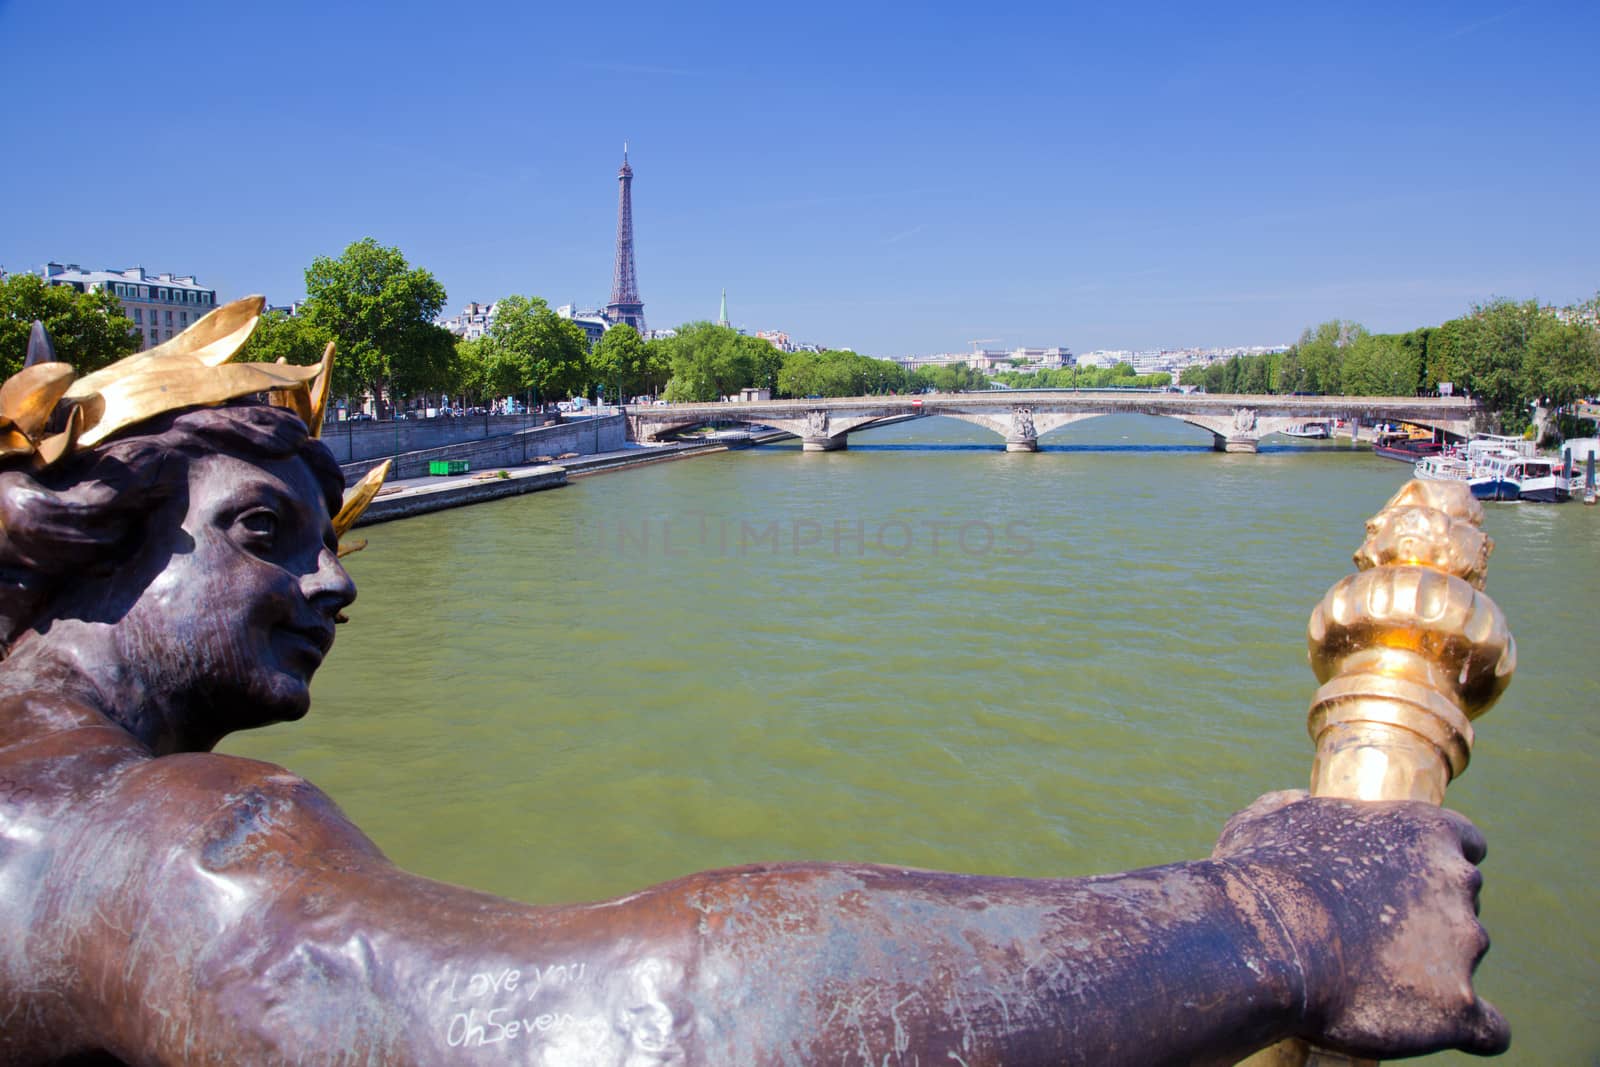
[226,414,1599,1065]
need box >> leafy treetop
[0,272,140,379]
[300,238,455,412]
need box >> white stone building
[555,304,611,346]
[39,263,218,350]
[439,301,498,341]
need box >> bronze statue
[0,301,1508,1065]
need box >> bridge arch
[925,406,1097,451]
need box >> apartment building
[39,263,218,350]
[440,300,499,340]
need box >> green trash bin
[428,460,469,476]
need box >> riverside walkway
[352,434,781,527]
[626,391,1484,453]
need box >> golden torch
[1241,479,1515,1067]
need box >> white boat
[1468,452,1567,503]
[1406,433,1569,502]
[1414,452,1472,483]
[1281,421,1331,440]
[1465,433,1535,462]
[1513,457,1566,503]
[1469,452,1523,501]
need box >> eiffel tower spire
[605,145,646,334]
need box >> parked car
[348,412,374,422]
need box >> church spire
[718,288,729,329]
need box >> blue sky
[2,1,1595,355]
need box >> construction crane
[967,338,999,354]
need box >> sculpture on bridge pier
[1215,405,1261,453]
[801,407,845,451]
[0,302,1510,1064]
[1007,405,1039,452]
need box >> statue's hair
[0,402,345,651]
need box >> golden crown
[5,295,389,544]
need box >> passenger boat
[1281,421,1331,440]
[1415,434,1568,503]
[1468,453,1567,503]
[1414,451,1472,483]
[1469,453,1523,501]
[1513,457,1567,503]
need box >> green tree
[0,272,140,377]
[660,323,757,401]
[1393,329,1431,394]
[1218,355,1242,393]
[776,350,823,397]
[746,335,786,395]
[483,295,588,406]
[994,363,1169,390]
[589,323,645,401]
[1423,320,1469,394]
[1352,335,1422,396]
[1454,299,1541,426]
[639,338,672,397]
[448,337,495,406]
[859,354,907,394]
[776,349,902,397]
[236,310,333,368]
[1275,348,1304,394]
[909,363,984,392]
[1297,320,1365,395]
[1524,318,1600,410]
[301,238,454,415]
[1239,356,1269,394]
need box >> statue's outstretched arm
[49,756,1501,1066]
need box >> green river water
[225,414,1599,1064]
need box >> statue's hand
[1213,791,1510,1059]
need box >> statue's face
[117,449,355,740]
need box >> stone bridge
[626,391,1485,453]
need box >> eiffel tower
[604,144,646,334]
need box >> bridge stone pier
[765,409,895,451]
[625,392,1483,456]
[1182,406,1310,453]
[940,407,1098,451]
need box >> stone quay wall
[320,413,558,464]
[340,415,625,483]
